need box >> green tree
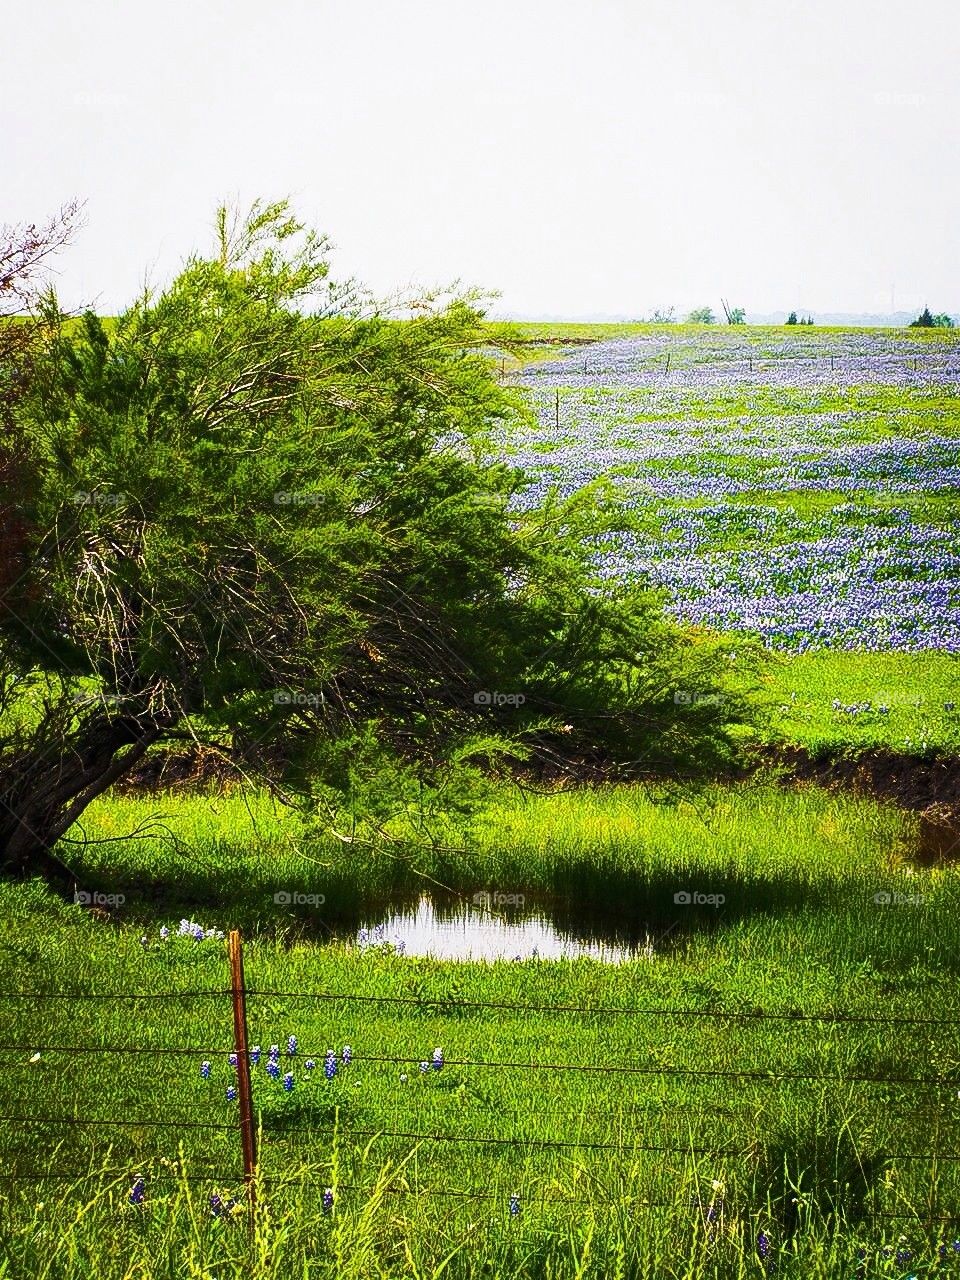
[910,306,935,328]
[785,312,798,325]
[686,306,715,324]
[932,313,955,328]
[2,201,761,888]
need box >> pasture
[2,322,959,1278]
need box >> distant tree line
[910,307,954,329]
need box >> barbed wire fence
[1,928,959,1235]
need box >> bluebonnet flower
[357,928,369,947]
[268,1045,280,1062]
[509,1194,520,1217]
[265,1061,280,1080]
[394,939,406,955]
[432,1047,443,1071]
[200,1061,211,1079]
[324,1049,337,1079]
[250,1045,261,1065]
[226,1085,237,1102]
[305,1058,316,1071]
[373,923,385,943]
[129,1177,146,1206]
[287,1035,297,1056]
[342,1045,352,1065]
[757,1229,770,1262]
[159,926,169,940]
[322,1188,334,1213]
[228,1053,238,1067]
[210,1194,239,1219]
[419,1060,430,1074]
[946,702,956,711]
[282,1072,294,1092]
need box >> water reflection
[347,893,658,963]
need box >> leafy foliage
[2,200,762,878]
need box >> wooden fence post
[229,929,258,1231]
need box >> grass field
[3,323,959,1277]
[2,782,959,1277]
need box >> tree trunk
[0,711,176,895]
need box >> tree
[910,307,935,328]
[687,307,715,324]
[932,313,954,328]
[785,312,798,325]
[2,201,761,890]
[720,299,746,325]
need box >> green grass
[2,781,959,1275]
[760,650,960,755]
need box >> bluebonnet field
[501,329,960,653]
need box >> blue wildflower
[200,1060,211,1079]
[266,1061,280,1079]
[250,1045,261,1065]
[419,1060,429,1074]
[283,1072,294,1092]
[324,1051,337,1080]
[129,1176,146,1206]
[159,926,169,940]
[287,1035,297,1056]
[509,1193,520,1217]
[342,1045,352,1065]
[432,1047,443,1071]
[226,1085,237,1102]
[322,1188,334,1213]
[305,1058,316,1071]
[228,1053,238,1067]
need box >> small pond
[347,893,660,963]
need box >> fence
[1,928,959,1232]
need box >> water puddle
[348,894,657,963]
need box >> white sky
[4,0,958,318]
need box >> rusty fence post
[229,929,258,1231]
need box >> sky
[4,0,959,319]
